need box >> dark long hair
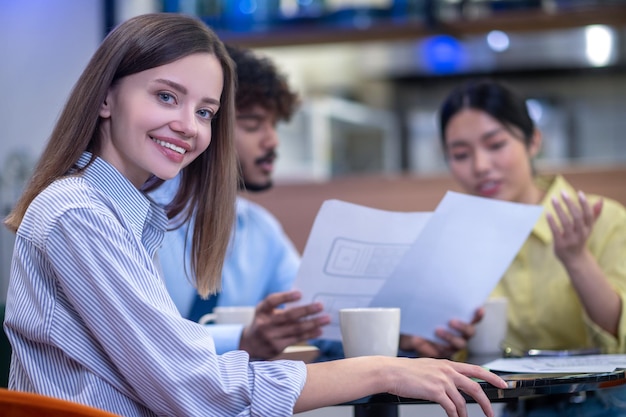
[439,79,535,153]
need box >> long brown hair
[4,13,238,297]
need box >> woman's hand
[388,358,507,417]
[399,308,484,358]
[298,356,507,417]
[546,189,620,335]
[547,190,603,265]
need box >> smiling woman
[1,13,507,417]
[97,53,223,187]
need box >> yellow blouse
[491,174,626,354]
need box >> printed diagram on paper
[312,238,411,335]
[324,238,410,279]
[292,200,431,340]
[292,195,543,341]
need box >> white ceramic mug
[467,297,509,356]
[198,306,255,326]
[339,307,401,358]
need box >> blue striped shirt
[152,176,300,353]
[3,153,306,416]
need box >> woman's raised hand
[547,190,603,265]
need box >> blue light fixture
[420,34,464,75]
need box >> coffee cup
[467,297,509,356]
[339,307,401,358]
[198,306,255,326]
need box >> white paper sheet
[292,191,543,341]
[482,355,626,373]
[291,199,432,340]
[371,191,543,340]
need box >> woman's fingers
[550,190,598,247]
[552,190,601,235]
[393,359,505,417]
[593,199,604,218]
[561,191,584,231]
[454,374,494,417]
[577,191,594,226]
[438,367,495,417]
[551,196,571,233]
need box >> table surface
[478,369,626,401]
[340,353,626,417]
[347,368,626,406]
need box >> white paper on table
[291,199,432,340]
[370,191,543,342]
[481,354,626,373]
[292,192,543,341]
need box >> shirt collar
[234,196,252,233]
[76,152,167,240]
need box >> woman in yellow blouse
[438,79,626,416]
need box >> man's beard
[238,150,276,192]
[238,176,273,192]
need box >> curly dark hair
[225,44,300,122]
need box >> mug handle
[198,313,217,325]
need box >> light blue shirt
[154,177,301,353]
[4,154,306,417]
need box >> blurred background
[2,0,626,308]
[1,1,625,413]
[2,0,626,315]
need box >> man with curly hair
[153,45,330,360]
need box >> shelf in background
[218,4,626,48]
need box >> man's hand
[399,308,484,358]
[239,290,330,359]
